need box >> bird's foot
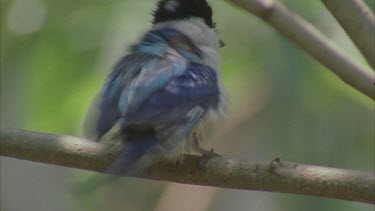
[192,133,222,163]
[201,148,222,160]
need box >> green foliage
[1,1,373,211]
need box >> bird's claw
[201,148,222,160]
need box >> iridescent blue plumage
[82,2,227,179]
[92,26,222,175]
[79,1,226,193]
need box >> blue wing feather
[150,62,219,109]
[95,28,219,147]
[131,62,219,123]
[118,55,186,116]
[97,60,219,141]
[96,55,145,139]
[96,53,187,139]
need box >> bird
[82,0,227,176]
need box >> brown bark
[1,128,374,204]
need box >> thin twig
[226,0,375,100]
[1,128,374,204]
[321,0,375,68]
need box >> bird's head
[152,0,215,29]
[152,0,224,47]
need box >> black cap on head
[152,0,215,28]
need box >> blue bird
[83,0,227,176]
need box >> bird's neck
[153,18,219,50]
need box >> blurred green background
[1,0,374,210]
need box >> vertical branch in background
[322,0,375,68]
[225,0,375,100]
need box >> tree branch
[1,128,374,204]
[225,0,375,100]
[321,0,375,68]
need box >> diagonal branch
[1,128,374,204]
[225,0,375,100]
[321,0,375,68]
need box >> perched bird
[83,0,227,175]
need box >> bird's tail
[106,130,161,175]
[73,129,164,194]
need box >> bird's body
[83,0,226,175]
